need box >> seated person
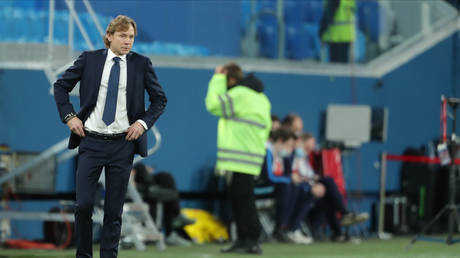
[131,162,195,246]
[271,114,281,132]
[299,133,369,242]
[264,128,313,245]
[281,113,304,137]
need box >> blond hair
[103,15,137,48]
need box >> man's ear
[228,77,236,87]
[106,33,113,43]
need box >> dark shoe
[246,243,262,255]
[172,214,196,229]
[221,241,246,253]
[341,212,369,226]
[272,229,291,243]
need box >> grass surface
[1,237,460,258]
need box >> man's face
[107,25,135,56]
[304,138,316,153]
[271,120,281,131]
[292,117,303,136]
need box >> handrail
[82,0,105,37]
[0,138,69,185]
[64,0,94,50]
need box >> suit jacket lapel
[94,49,108,99]
[126,52,135,119]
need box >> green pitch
[1,237,459,258]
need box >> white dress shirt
[85,49,147,134]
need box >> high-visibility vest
[322,0,356,43]
[205,74,271,176]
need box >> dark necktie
[102,56,121,126]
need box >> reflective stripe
[217,157,263,167]
[218,95,228,118]
[218,148,265,159]
[225,93,235,117]
[228,118,266,129]
[332,21,353,26]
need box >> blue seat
[304,0,323,24]
[258,15,278,58]
[354,29,366,62]
[285,24,308,60]
[304,23,321,60]
[53,11,69,45]
[357,0,380,42]
[284,0,306,26]
[11,8,28,43]
[258,0,277,12]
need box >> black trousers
[75,136,135,258]
[275,183,313,231]
[329,42,350,63]
[229,172,261,243]
[144,172,180,236]
[309,177,348,235]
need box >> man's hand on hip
[67,117,86,137]
[126,121,145,141]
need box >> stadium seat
[304,0,323,24]
[357,0,381,42]
[258,15,278,58]
[354,29,366,62]
[285,24,311,60]
[284,0,306,26]
[304,23,321,60]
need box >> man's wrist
[136,119,148,130]
[64,112,77,123]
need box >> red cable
[386,154,460,164]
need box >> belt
[85,130,127,141]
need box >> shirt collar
[107,48,126,62]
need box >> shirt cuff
[136,119,148,130]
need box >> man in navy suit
[53,15,166,258]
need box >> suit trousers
[310,177,348,236]
[229,172,261,244]
[75,136,135,258]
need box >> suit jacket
[54,49,167,157]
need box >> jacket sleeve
[53,52,86,123]
[266,150,291,184]
[205,74,229,117]
[141,58,167,129]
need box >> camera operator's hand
[215,66,226,74]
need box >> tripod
[408,96,460,248]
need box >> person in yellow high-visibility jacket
[320,0,356,63]
[205,63,271,254]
